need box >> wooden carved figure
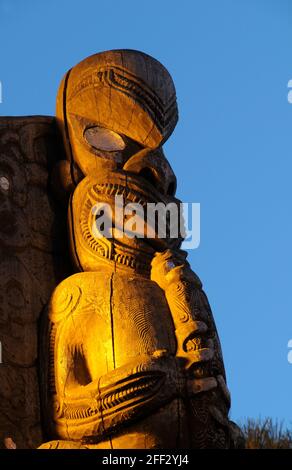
[39,50,241,449]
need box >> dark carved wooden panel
[0,116,69,448]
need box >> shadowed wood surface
[0,116,69,448]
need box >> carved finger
[187,377,217,395]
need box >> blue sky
[1,0,292,426]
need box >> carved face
[56,50,182,273]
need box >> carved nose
[123,148,177,196]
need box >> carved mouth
[63,371,165,421]
[77,176,182,273]
[92,182,158,207]
[91,182,181,248]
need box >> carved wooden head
[56,49,178,177]
[55,50,182,273]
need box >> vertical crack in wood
[109,273,115,370]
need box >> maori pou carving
[38,50,240,449]
[0,117,69,448]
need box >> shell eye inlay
[84,126,125,152]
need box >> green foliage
[240,418,292,449]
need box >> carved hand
[151,250,230,401]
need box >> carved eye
[0,176,10,192]
[84,126,125,152]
